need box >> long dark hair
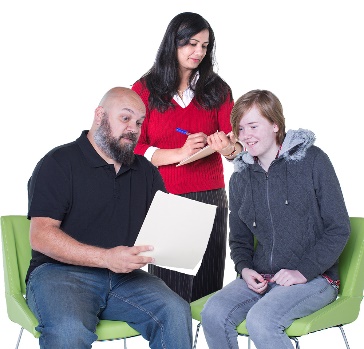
[141,12,232,112]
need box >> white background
[1,1,363,348]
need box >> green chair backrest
[1,215,31,298]
[338,217,364,298]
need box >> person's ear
[94,106,104,125]
[273,124,279,133]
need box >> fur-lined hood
[233,129,316,173]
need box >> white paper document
[134,191,217,275]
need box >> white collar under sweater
[173,72,199,108]
[145,73,200,162]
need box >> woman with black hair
[132,12,241,302]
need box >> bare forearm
[151,132,207,166]
[30,217,108,268]
[151,148,186,167]
[30,217,155,273]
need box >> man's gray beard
[94,117,137,166]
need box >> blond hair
[231,90,286,145]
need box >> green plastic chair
[1,215,140,349]
[191,217,364,349]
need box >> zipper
[265,170,276,273]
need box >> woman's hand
[241,268,268,294]
[150,132,207,167]
[207,131,233,154]
[207,131,241,158]
[179,132,207,157]
[271,269,307,286]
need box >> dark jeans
[26,264,192,349]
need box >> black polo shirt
[27,131,166,278]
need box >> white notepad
[176,145,216,167]
[134,191,217,275]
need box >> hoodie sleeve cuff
[297,263,321,282]
[235,261,253,276]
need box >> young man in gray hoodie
[201,89,350,349]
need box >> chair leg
[123,337,127,349]
[339,326,350,349]
[291,337,300,349]
[248,336,251,349]
[15,327,24,349]
[192,323,201,349]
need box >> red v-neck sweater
[132,80,234,194]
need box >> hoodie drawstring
[285,162,289,205]
[249,168,257,227]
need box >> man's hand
[104,245,155,273]
[241,268,268,294]
[271,269,307,286]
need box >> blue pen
[176,128,191,135]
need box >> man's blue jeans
[26,263,192,349]
[201,276,338,349]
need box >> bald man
[26,87,192,349]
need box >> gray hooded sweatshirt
[229,129,350,281]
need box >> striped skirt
[148,188,228,302]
